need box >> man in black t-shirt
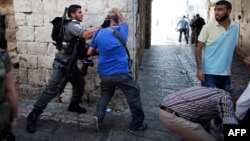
[193,14,205,45]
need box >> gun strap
[107,28,131,62]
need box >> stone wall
[1,0,139,110]
[229,0,250,55]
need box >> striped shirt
[161,86,238,125]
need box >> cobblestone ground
[15,41,250,141]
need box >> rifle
[57,7,68,50]
[64,38,93,76]
[55,38,93,94]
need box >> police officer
[26,4,99,134]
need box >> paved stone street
[15,39,250,140]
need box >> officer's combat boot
[67,102,86,114]
[26,109,42,133]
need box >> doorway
[150,0,208,45]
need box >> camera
[101,18,110,28]
[78,43,94,76]
[80,58,94,76]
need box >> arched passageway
[151,0,207,45]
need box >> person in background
[185,14,190,38]
[176,15,189,44]
[193,13,205,45]
[189,15,196,44]
[87,8,147,133]
[0,48,18,140]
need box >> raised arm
[111,8,126,23]
[234,46,250,71]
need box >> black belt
[159,104,180,117]
[54,58,67,65]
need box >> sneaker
[128,123,148,133]
[92,116,100,132]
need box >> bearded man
[195,0,249,91]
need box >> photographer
[26,4,99,134]
[87,8,147,132]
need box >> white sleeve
[235,82,250,120]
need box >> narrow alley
[15,29,250,140]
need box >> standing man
[87,8,147,133]
[176,15,189,44]
[159,86,238,141]
[190,15,196,44]
[26,4,98,134]
[193,14,205,44]
[185,14,190,38]
[0,48,18,140]
[195,0,249,92]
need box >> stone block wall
[229,0,250,55]
[1,0,139,111]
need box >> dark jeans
[201,74,231,91]
[190,29,195,44]
[186,27,190,38]
[179,28,188,44]
[94,73,145,129]
[194,27,202,44]
[33,58,85,111]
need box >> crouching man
[159,86,238,141]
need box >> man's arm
[81,27,100,40]
[87,46,96,56]
[112,8,126,23]
[6,71,18,131]
[234,46,250,70]
[234,46,248,59]
[243,56,250,71]
[195,41,205,82]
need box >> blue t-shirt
[91,23,129,75]
[177,19,188,29]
